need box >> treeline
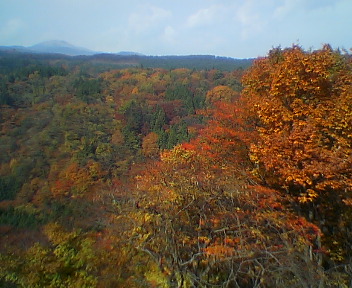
[0,50,253,73]
[0,45,351,287]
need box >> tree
[242,45,352,262]
[73,77,103,104]
[151,105,168,133]
[51,160,105,200]
[206,85,239,104]
[142,132,160,158]
[0,77,11,105]
[0,223,98,288]
[133,141,324,287]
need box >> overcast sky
[1,0,351,58]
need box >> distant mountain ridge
[0,40,254,71]
[0,40,144,57]
[29,40,97,56]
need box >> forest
[0,45,351,287]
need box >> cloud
[274,0,338,19]
[128,5,171,34]
[301,0,337,11]
[235,1,264,40]
[274,0,296,19]
[162,26,176,44]
[187,6,221,27]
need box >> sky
[0,0,351,58]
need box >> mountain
[0,41,145,57]
[0,41,97,56]
[28,40,97,56]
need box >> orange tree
[242,45,352,262]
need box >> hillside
[0,45,351,287]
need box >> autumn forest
[0,45,351,287]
